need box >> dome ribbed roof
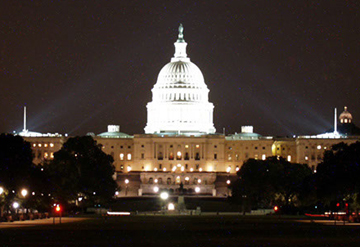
[155,61,206,89]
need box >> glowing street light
[160,192,169,200]
[13,202,19,209]
[21,189,28,197]
[168,203,175,210]
[226,180,231,185]
[125,179,129,196]
[153,186,159,193]
[0,187,4,195]
[195,187,200,193]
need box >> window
[254,154,258,160]
[185,145,189,148]
[227,154,231,161]
[128,146,131,149]
[44,152,48,159]
[158,178,163,184]
[120,165,124,170]
[120,153,124,160]
[196,164,199,170]
[195,153,200,160]
[141,153,145,159]
[169,152,174,160]
[50,143,54,148]
[214,153,217,160]
[170,145,173,148]
[158,152,163,160]
[167,178,171,185]
[184,152,189,160]
[111,146,114,149]
[262,154,266,160]
[176,151,182,160]
[127,153,132,160]
[50,152,54,159]
[262,147,265,150]
[141,145,144,148]
[214,145,217,148]
[317,145,321,150]
[255,147,258,150]
[287,155,291,162]
[120,146,123,149]
[159,164,162,169]
[149,178,154,184]
[305,156,309,161]
[44,144,48,148]
[196,145,200,148]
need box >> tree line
[231,141,360,214]
[0,134,117,216]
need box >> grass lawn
[111,196,244,212]
[1,215,359,246]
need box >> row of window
[32,143,55,148]
[34,151,54,160]
[157,151,200,160]
[147,177,207,185]
[228,146,267,150]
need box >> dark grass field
[111,196,244,212]
[1,215,360,246]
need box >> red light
[336,203,340,207]
[274,206,279,212]
[345,203,349,207]
[55,205,61,212]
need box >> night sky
[1,1,359,136]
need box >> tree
[0,134,34,216]
[46,136,118,209]
[316,142,360,209]
[232,158,275,209]
[231,157,313,210]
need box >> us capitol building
[18,25,360,197]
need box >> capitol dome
[145,25,215,134]
[339,106,353,124]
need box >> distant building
[18,25,360,197]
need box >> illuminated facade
[18,26,360,197]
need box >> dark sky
[1,0,359,136]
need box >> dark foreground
[0,215,359,246]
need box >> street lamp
[153,186,159,193]
[125,179,129,196]
[160,192,169,213]
[21,189,28,197]
[0,187,4,195]
[160,191,169,200]
[13,202,19,209]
